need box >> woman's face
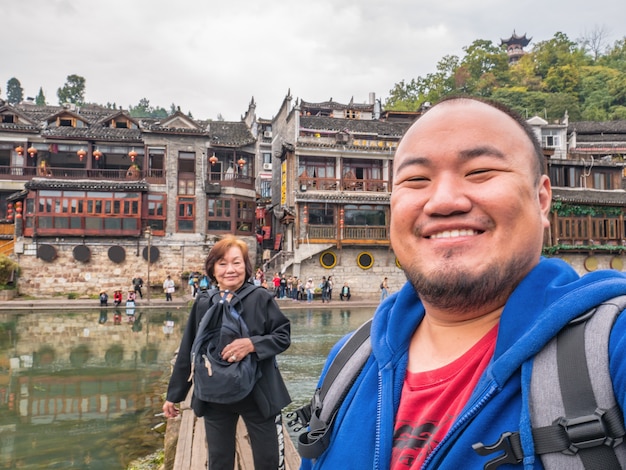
[213,246,247,292]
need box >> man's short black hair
[432,95,546,183]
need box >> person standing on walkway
[163,275,175,301]
[132,276,144,299]
[327,276,334,301]
[163,235,291,470]
[321,276,331,303]
[305,278,314,303]
[380,276,389,302]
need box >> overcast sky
[2,0,625,121]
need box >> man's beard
[405,254,528,312]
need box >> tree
[458,39,510,94]
[545,65,580,93]
[128,98,168,118]
[599,37,626,71]
[6,78,24,105]
[35,87,46,105]
[57,74,86,105]
[531,32,588,79]
[578,25,610,62]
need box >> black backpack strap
[473,295,626,469]
[291,318,373,460]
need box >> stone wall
[13,235,254,297]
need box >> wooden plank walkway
[170,392,301,469]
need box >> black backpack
[189,284,261,404]
[290,296,626,469]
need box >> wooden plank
[172,408,196,470]
[284,426,301,470]
[191,417,207,469]
[172,389,301,470]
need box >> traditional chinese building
[264,93,418,292]
[0,100,257,296]
[501,31,532,64]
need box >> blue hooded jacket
[301,258,626,469]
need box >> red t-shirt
[390,325,498,469]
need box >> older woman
[163,235,291,469]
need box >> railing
[0,165,165,183]
[298,177,339,191]
[206,173,254,190]
[552,215,623,246]
[343,225,388,240]
[305,224,389,243]
[298,177,388,192]
[308,225,337,239]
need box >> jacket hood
[371,257,626,386]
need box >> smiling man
[300,97,626,470]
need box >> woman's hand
[221,338,255,362]
[163,401,179,419]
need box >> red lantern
[15,146,24,156]
[129,149,137,162]
[15,201,22,219]
[237,157,246,168]
[209,154,218,165]
[27,146,38,158]
[93,149,102,160]
[6,203,13,221]
[77,148,87,161]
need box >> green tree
[458,39,510,94]
[609,106,626,120]
[599,37,626,71]
[509,54,543,91]
[128,98,169,118]
[545,64,580,93]
[0,254,18,287]
[531,32,588,78]
[35,87,46,105]
[57,74,86,105]
[6,78,24,105]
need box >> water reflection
[0,305,374,469]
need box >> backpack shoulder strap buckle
[472,432,524,470]
[554,407,624,455]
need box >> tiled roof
[41,126,143,142]
[209,121,255,147]
[300,116,409,137]
[300,99,374,112]
[6,103,254,147]
[552,187,626,205]
[569,121,626,134]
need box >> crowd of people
[100,270,394,307]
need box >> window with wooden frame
[236,200,254,233]
[207,198,231,231]
[25,190,141,236]
[146,193,166,234]
[177,196,195,232]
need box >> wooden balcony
[305,224,389,245]
[550,215,625,248]
[0,165,165,183]
[206,172,254,190]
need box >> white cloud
[1,0,625,120]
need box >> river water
[0,304,375,469]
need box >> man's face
[390,99,552,313]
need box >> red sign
[274,233,282,251]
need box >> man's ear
[538,175,552,228]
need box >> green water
[0,305,374,469]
